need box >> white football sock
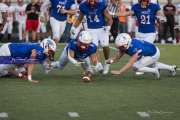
[156,62,173,71]
[138,67,157,74]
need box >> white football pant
[136,32,157,44]
[87,28,109,47]
[50,17,66,41]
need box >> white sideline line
[0,112,8,118]
[137,112,150,118]
[68,112,80,118]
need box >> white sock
[138,67,157,74]
[156,62,173,71]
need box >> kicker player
[51,31,103,82]
[106,33,177,79]
[71,0,113,75]
[41,0,76,43]
[0,38,56,83]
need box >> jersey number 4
[140,15,150,24]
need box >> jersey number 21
[140,15,150,24]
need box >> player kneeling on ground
[0,38,56,83]
[106,33,177,79]
[51,31,103,82]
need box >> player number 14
[141,15,150,24]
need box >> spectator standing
[1,0,15,41]
[0,0,8,36]
[107,0,119,40]
[118,0,127,33]
[36,0,48,41]
[25,0,40,42]
[162,0,176,44]
[15,0,27,41]
[175,3,180,43]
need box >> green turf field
[0,44,180,120]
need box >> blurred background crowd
[0,0,179,44]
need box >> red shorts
[26,19,39,31]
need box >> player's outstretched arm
[111,51,139,75]
[106,51,124,64]
[67,49,82,66]
[27,49,39,83]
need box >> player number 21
[140,15,150,24]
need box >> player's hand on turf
[111,70,121,75]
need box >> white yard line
[68,112,80,118]
[137,112,150,118]
[0,112,8,118]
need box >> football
[82,76,91,83]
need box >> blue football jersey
[79,1,106,29]
[131,3,160,33]
[9,43,46,61]
[67,40,97,61]
[50,0,75,21]
[125,39,157,57]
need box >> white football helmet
[115,33,132,49]
[40,38,56,52]
[78,31,92,44]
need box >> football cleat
[103,63,110,75]
[170,65,177,76]
[154,67,160,80]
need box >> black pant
[163,21,175,41]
